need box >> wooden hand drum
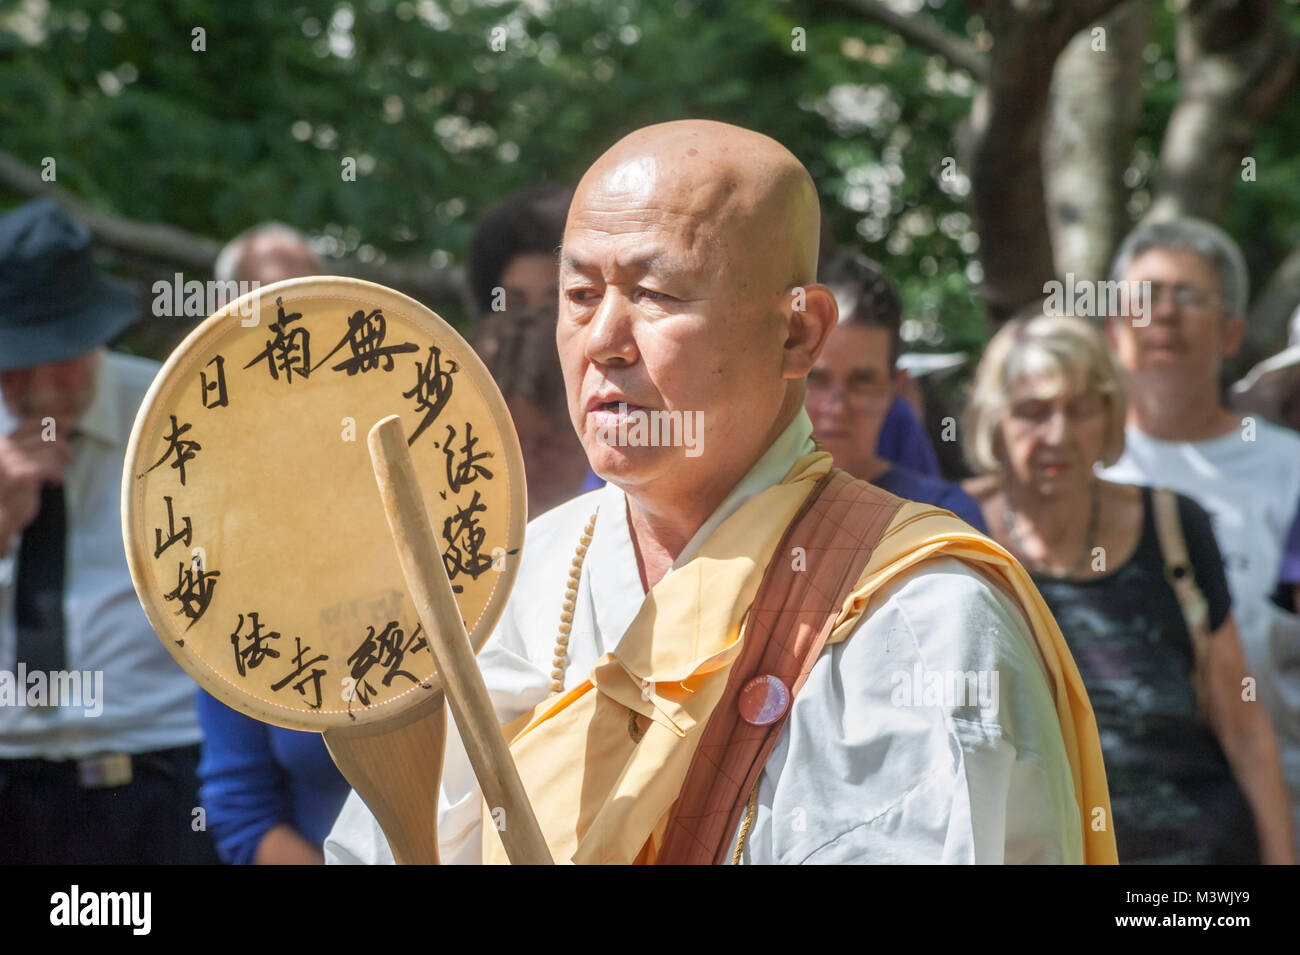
[122,276,547,863]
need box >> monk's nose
[584,289,638,368]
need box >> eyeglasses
[805,370,893,410]
[1130,281,1221,312]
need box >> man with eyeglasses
[805,250,986,531]
[1101,216,1300,853]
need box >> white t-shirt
[325,411,1083,864]
[1100,419,1300,682]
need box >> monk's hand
[0,419,72,555]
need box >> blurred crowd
[2,176,1299,864]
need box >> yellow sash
[481,451,1117,864]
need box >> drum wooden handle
[323,695,447,864]
[368,414,553,865]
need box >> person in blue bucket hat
[0,198,219,863]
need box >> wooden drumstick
[367,414,554,866]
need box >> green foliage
[2,0,1297,363]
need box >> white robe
[325,410,1083,864]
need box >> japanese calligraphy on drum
[122,277,525,731]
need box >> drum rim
[121,275,527,731]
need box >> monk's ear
[780,282,837,380]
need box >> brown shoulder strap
[1150,487,1212,716]
[655,467,903,865]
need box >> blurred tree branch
[0,149,468,313]
[0,149,221,265]
[824,0,989,80]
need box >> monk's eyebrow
[559,251,591,275]
[559,250,689,278]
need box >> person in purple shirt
[806,250,986,531]
[197,690,351,864]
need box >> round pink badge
[738,674,791,726]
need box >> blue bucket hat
[0,198,140,371]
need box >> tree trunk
[1147,0,1297,223]
[965,0,1127,322]
[1043,0,1152,285]
[0,149,469,316]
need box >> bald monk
[326,120,1116,864]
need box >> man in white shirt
[0,199,215,863]
[1101,216,1300,849]
[327,120,1111,865]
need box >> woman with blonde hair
[963,312,1295,863]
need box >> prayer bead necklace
[546,505,761,862]
[549,509,599,694]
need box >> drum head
[122,277,525,731]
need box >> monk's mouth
[589,401,648,422]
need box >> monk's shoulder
[848,556,1043,679]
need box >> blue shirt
[197,689,351,864]
[0,349,203,758]
[877,396,940,477]
[874,464,988,533]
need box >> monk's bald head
[569,120,821,290]
[557,120,840,514]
